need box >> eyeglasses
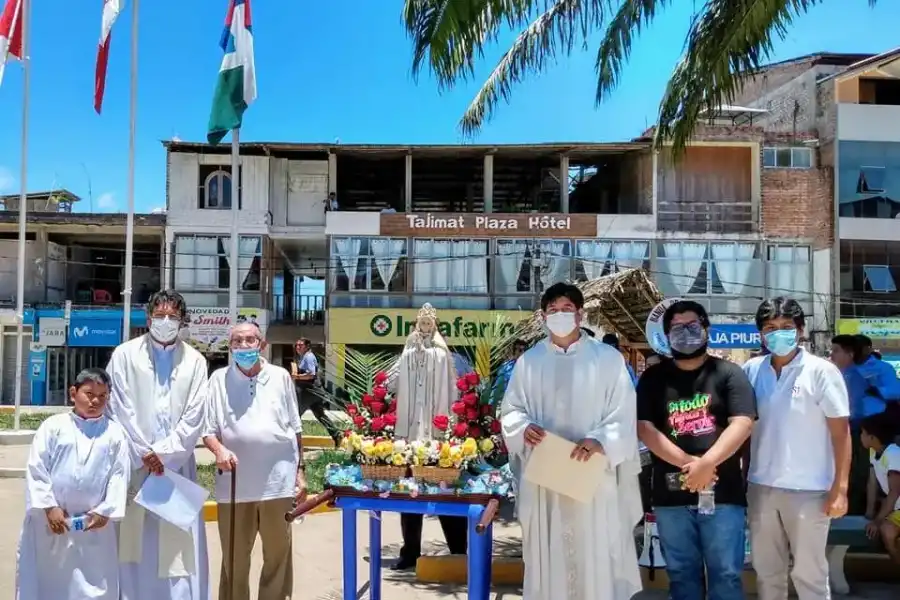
[230,336,261,348]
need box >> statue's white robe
[394,339,455,440]
[16,413,130,600]
[106,335,210,600]
[501,336,643,600]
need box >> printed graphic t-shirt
[637,356,758,507]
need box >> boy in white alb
[860,412,900,563]
[203,323,307,600]
[16,368,131,600]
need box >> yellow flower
[439,443,451,459]
[450,446,462,460]
[479,438,495,453]
[351,434,363,451]
[391,453,406,466]
[461,437,478,455]
[438,457,453,468]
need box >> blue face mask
[233,348,260,370]
[764,329,798,357]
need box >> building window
[412,239,489,294]
[198,165,242,209]
[495,239,572,294]
[857,166,886,194]
[657,241,761,296]
[762,147,812,169]
[574,240,648,280]
[863,264,897,293]
[330,236,407,292]
[174,235,261,291]
[766,244,811,299]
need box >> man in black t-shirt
[637,300,756,600]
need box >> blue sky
[0,1,897,214]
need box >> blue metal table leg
[369,510,382,600]
[466,505,491,600]
[342,509,357,600]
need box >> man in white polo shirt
[743,297,851,600]
[203,322,307,600]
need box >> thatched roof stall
[518,268,664,348]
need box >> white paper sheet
[523,430,608,503]
[134,469,210,531]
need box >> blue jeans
[654,504,746,600]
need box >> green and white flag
[207,0,256,145]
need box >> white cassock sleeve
[585,356,637,470]
[500,360,530,457]
[90,431,131,520]
[107,348,153,465]
[152,358,209,471]
[24,422,58,512]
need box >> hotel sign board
[380,213,597,238]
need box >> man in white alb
[106,290,210,600]
[203,322,307,600]
[501,282,643,600]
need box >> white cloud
[0,167,15,194]
[95,192,117,212]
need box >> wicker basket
[411,466,462,485]
[360,464,409,481]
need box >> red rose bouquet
[432,371,508,464]
[343,371,398,439]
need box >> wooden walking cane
[228,463,237,600]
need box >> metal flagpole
[121,0,139,340]
[228,128,240,326]
[13,0,32,431]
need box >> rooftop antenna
[80,163,94,213]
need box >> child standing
[861,412,900,563]
[16,368,131,600]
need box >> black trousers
[399,513,468,560]
[296,386,342,442]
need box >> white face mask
[150,316,180,344]
[545,312,577,338]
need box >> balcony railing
[270,294,325,325]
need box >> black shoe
[390,557,418,571]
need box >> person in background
[831,333,899,514]
[16,368,131,600]
[602,332,638,386]
[860,412,900,564]
[491,339,527,404]
[323,192,339,212]
[857,335,883,361]
[637,300,756,600]
[501,282,643,600]
[106,290,210,600]
[291,338,341,445]
[204,323,306,600]
[743,297,851,600]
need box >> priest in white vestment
[390,303,467,570]
[501,282,643,600]
[106,290,211,600]
[17,367,130,600]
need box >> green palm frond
[655,0,823,154]
[405,0,605,136]
[332,347,397,399]
[594,0,669,106]
[453,313,525,377]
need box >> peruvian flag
[94,0,122,114]
[0,0,23,88]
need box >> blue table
[320,490,500,600]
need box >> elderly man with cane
[203,322,307,600]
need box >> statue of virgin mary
[393,303,457,440]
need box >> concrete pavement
[1,476,898,599]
